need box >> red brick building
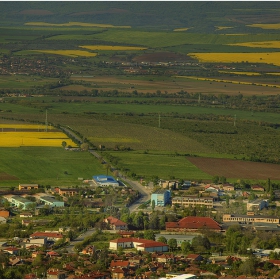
[165,216,221,232]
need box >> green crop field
[103,150,212,181]
[0,147,105,187]
[1,1,280,185]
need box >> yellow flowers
[80,45,147,51]
[247,23,280,30]
[0,124,77,147]
[188,52,280,66]
[34,50,97,57]
[218,71,261,76]
[228,41,280,49]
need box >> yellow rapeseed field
[228,41,280,49]
[188,52,280,66]
[80,45,147,51]
[34,50,97,57]
[218,71,261,76]
[247,23,280,30]
[25,21,131,28]
[0,132,77,147]
[0,124,76,147]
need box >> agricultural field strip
[33,50,98,57]
[0,124,76,147]
[44,29,280,48]
[24,21,131,28]
[176,75,280,88]
[188,52,280,67]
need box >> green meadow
[0,147,105,187]
[103,150,211,181]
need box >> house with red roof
[110,260,130,269]
[109,237,169,252]
[30,231,63,241]
[186,254,204,262]
[46,268,67,279]
[251,184,265,192]
[46,251,60,258]
[165,216,221,232]
[3,247,19,255]
[269,259,280,267]
[104,216,128,230]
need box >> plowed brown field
[187,157,280,180]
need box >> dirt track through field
[187,156,280,180]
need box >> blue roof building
[93,175,120,187]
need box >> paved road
[61,126,152,212]
[65,228,96,253]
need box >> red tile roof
[110,237,168,249]
[166,216,221,230]
[30,232,63,239]
[105,216,127,226]
[110,260,130,267]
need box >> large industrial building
[92,175,120,187]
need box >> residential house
[186,254,204,262]
[19,184,38,191]
[20,212,33,218]
[166,216,221,232]
[30,232,63,242]
[111,267,127,279]
[0,209,10,218]
[81,245,95,256]
[247,199,268,211]
[223,184,235,192]
[109,237,169,252]
[104,216,128,230]
[56,187,78,197]
[46,268,67,279]
[3,247,19,255]
[251,185,265,192]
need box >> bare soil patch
[0,172,19,181]
[187,156,280,180]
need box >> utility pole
[158,113,161,128]
[234,114,236,127]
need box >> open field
[0,124,76,147]
[70,75,280,95]
[0,147,105,186]
[105,151,212,181]
[33,50,97,57]
[187,157,280,181]
[24,21,131,29]
[189,52,280,67]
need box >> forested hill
[1,1,280,32]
